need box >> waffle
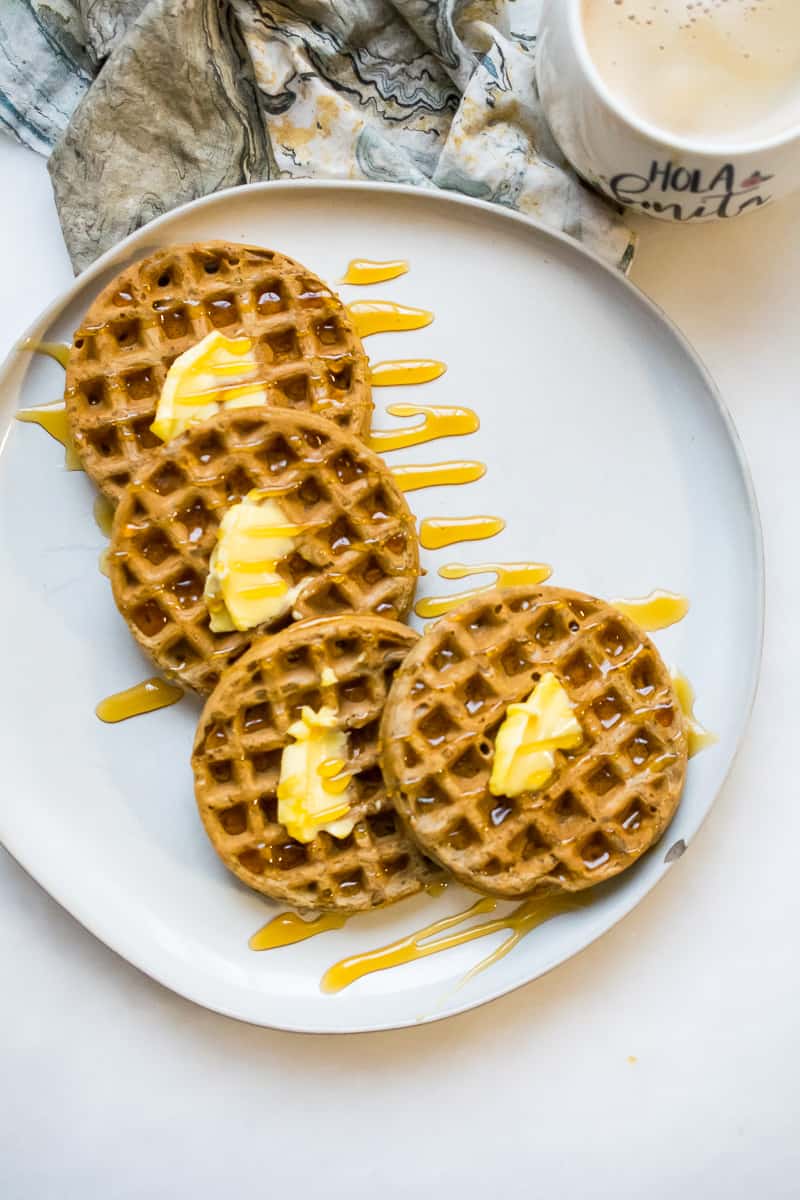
[108,407,419,694]
[381,585,688,898]
[192,614,441,912]
[64,241,372,502]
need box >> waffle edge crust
[108,406,420,694]
[381,585,689,899]
[192,615,441,912]
[64,241,372,502]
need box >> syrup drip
[341,259,409,285]
[419,515,506,551]
[95,677,183,724]
[347,300,433,339]
[15,405,81,470]
[425,879,450,898]
[320,892,586,994]
[93,495,115,538]
[250,910,348,951]
[391,461,486,493]
[98,548,111,578]
[414,561,553,619]
[369,404,479,454]
[455,893,590,991]
[18,338,70,369]
[613,590,689,631]
[370,360,446,387]
[671,671,718,757]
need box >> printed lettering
[609,157,775,221]
[671,167,693,192]
[708,163,736,192]
[649,159,673,190]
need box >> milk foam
[582,0,800,145]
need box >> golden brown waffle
[109,407,419,694]
[65,241,372,502]
[381,585,688,898]
[192,614,441,912]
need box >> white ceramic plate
[0,182,762,1032]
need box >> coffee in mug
[582,0,800,147]
[536,0,800,221]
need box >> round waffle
[192,614,441,912]
[381,585,688,898]
[64,241,372,502]
[108,407,419,694]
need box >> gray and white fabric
[0,0,635,274]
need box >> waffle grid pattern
[381,586,688,898]
[193,615,440,912]
[109,408,419,694]
[65,242,372,501]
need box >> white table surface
[0,134,797,1197]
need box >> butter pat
[277,706,355,843]
[489,672,582,798]
[204,493,302,632]
[151,330,267,443]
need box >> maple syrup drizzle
[369,404,479,454]
[453,894,590,992]
[95,677,184,724]
[347,300,433,339]
[98,548,112,578]
[320,893,586,994]
[391,461,486,493]
[250,911,348,951]
[93,495,115,538]
[671,671,718,757]
[341,259,409,285]
[171,378,269,408]
[370,360,446,387]
[15,405,82,470]
[613,590,689,631]
[320,898,493,991]
[18,338,71,369]
[414,561,553,619]
[150,360,449,410]
[425,879,450,897]
[419,515,506,551]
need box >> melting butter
[490,672,583,798]
[204,492,301,632]
[277,706,355,843]
[151,331,267,443]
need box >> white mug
[536,0,800,222]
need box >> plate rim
[0,179,765,1033]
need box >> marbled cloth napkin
[1,0,634,274]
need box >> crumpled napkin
[1,0,634,274]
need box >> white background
[0,135,797,1196]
